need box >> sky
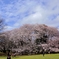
[0,0,59,31]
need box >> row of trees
[0,21,59,55]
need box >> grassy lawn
[0,54,59,59]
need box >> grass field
[0,54,59,59]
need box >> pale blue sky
[0,0,59,31]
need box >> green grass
[0,54,59,59]
[0,56,7,59]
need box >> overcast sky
[0,0,59,31]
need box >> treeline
[0,24,59,55]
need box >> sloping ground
[0,54,59,59]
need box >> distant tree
[0,18,5,52]
[0,18,5,32]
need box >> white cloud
[0,0,59,30]
[4,26,14,31]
